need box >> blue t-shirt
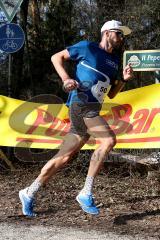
[66,40,119,106]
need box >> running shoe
[19,188,36,217]
[76,193,100,215]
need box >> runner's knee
[100,136,116,150]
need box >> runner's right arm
[51,50,78,91]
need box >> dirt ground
[0,156,160,239]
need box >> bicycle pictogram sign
[0,23,25,53]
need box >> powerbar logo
[15,104,160,144]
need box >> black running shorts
[69,102,101,137]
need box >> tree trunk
[12,0,29,97]
[30,0,41,37]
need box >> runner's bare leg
[84,115,116,177]
[36,133,89,184]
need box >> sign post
[0,1,24,160]
[0,23,25,53]
[155,71,160,84]
[0,23,25,96]
[0,10,8,65]
[0,49,8,64]
[8,54,11,96]
[123,50,160,71]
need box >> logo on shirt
[80,61,111,103]
[106,59,118,70]
[80,61,110,81]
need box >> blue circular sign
[0,23,25,53]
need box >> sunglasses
[109,30,124,38]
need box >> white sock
[80,176,94,196]
[26,179,42,199]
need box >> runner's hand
[63,79,79,92]
[123,64,133,81]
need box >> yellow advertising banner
[0,84,160,149]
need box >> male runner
[19,20,133,216]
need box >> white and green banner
[123,50,160,71]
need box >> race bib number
[91,80,111,103]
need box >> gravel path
[0,223,158,240]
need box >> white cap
[101,20,132,36]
